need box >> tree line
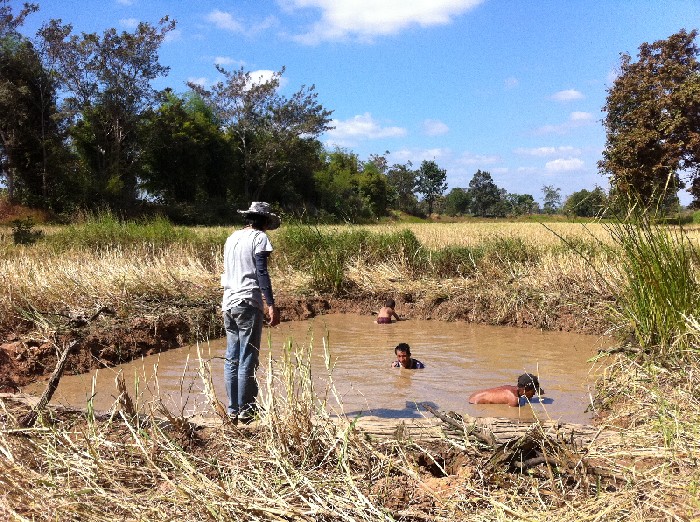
[2,3,699,223]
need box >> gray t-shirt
[221,228,273,312]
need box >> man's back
[468,385,519,407]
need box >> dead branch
[18,340,78,428]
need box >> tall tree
[313,149,369,221]
[542,185,562,214]
[505,193,538,216]
[600,29,700,208]
[414,159,447,215]
[189,67,333,207]
[467,169,501,216]
[563,187,608,217]
[443,187,471,216]
[359,151,390,216]
[386,161,418,214]
[38,16,176,210]
[0,2,40,202]
[141,91,234,223]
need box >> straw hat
[237,201,281,230]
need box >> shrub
[11,218,44,245]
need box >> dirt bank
[0,289,611,393]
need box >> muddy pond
[26,314,613,425]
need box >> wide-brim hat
[517,373,544,394]
[237,201,281,230]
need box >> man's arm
[255,252,280,326]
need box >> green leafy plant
[11,217,44,245]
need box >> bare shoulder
[468,386,519,407]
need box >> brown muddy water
[25,314,613,425]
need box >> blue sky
[19,0,700,204]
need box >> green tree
[562,187,608,217]
[313,149,369,222]
[140,91,234,223]
[358,160,389,217]
[505,193,538,216]
[414,159,447,215]
[542,185,562,214]
[386,161,419,214]
[38,17,176,210]
[600,29,700,208]
[190,66,333,206]
[0,2,70,209]
[443,187,471,216]
[468,169,502,216]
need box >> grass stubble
[0,215,699,520]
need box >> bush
[11,218,44,245]
[274,226,424,293]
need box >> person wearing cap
[468,373,544,407]
[221,202,281,424]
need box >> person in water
[376,298,401,324]
[468,373,544,407]
[391,343,425,369]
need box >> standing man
[221,202,281,424]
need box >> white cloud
[389,147,450,165]
[326,113,407,145]
[516,166,538,174]
[454,151,500,166]
[422,119,449,136]
[119,18,139,29]
[206,9,245,32]
[213,56,244,67]
[545,158,585,172]
[250,16,278,33]
[187,77,208,88]
[164,29,182,43]
[286,0,484,44]
[606,69,619,87]
[551,89,584,102]
[534,112,595,135]
[570,111,593,122]
[514,146,581,157]
[205,10,277,36]
[247,69,289,89]
[504,77,519,90]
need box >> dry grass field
[1,217,699,520]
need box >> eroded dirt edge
[0,291,610,392]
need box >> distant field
[286,221,700,249]
[293,222,611,249]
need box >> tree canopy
[562,187,607,217]
[189,67,333,207]
[468,169,502,217]
[600,29,700,208]
[414,160,447,215]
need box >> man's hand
[267,304,280,327]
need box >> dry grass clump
[583,352,700,520]
[0,243,221,335]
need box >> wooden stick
[18,340,78,428]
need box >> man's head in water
[394,343,412,368]
[516,373,544,400]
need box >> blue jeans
[223,303,264,416]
